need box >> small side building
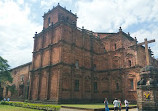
[5,62,32,101]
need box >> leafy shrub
[24,99,28,103]
[0,101,60,111]
[1,101,10,105]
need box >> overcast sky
[0,0,158,68]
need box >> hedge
[0,101,60,111]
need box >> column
[37,73,42,100]
[28,73,34,100]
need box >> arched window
[128,60,132,67]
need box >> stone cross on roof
[137,38,155,65]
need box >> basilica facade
[9,4,158,103]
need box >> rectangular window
[130,79,134,90]
[48,17,51,26]
[94,82,98,92]
[104,48,106,53]
[75,60,79,69]
[74,80,79,91]
[116,83,119,90]
[20,75,24,82]
[93,64,96,71]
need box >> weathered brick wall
[28,5,158,103]
[9,62,32,100]
[43,6,77,29]
[31,73,38,100]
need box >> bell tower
[42,3,77,29]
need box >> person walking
[7,98,10,102]
[124,100,129,111]
[3,98,6,101]
[104,98,109,111]
[113,98,119,111]
[118,99,121,111]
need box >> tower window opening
[48,17,51,26]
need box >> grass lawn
[0,105,40,111]
[61,104,137,109]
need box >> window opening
[75,60,79,69]
[116,83,119,90]
[94,82,98,92]
[114,43,117,50]
[130,79,134,90]
[128,60,132,67]
[74,80,79,91]
[48,17,51,26]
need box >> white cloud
[75,0,158,57]
[40,0,72,10]
[16,0,24,5]
[76,0,158,31]
[30,0,37,2]
[131,26,158,58]
[0,1,42,68]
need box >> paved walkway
[60,108,138,111]
[111,108,138,111]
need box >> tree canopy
[0,56,12,85]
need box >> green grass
[0,101,137,110]
[0,105,40,111]
[61,104,137,109]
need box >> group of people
[104,98,129,111]
[2,97,10,102]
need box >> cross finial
[136,38,155,66]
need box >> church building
[9,4,158,103]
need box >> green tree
[0,56,13,99]
[0,56,12,83]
